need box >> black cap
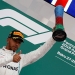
[8,30,24,42]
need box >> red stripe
[56,17,63,25]
[55,0,68,8]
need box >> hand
[52,26,56,32]
[13,50,21,63]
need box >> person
[0,30,56,75]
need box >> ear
[7,38,10,44]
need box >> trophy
[52,5,67,42]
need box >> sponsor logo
[3,65,18,71]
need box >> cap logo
[13,32,24,38]
[13,37,20,39]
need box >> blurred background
[4,0,75,41]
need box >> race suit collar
[2,46,16,55]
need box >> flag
[44,0,75,18]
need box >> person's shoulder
[0,48,2,50]
[0,47,4,51]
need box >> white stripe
[64,0,72,12]
[0,9,49,33]
[51,0,57,5]
[55,56,75,67]
[0,18,37,36]
[25,32,52,44]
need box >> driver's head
[7,30,24,52]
